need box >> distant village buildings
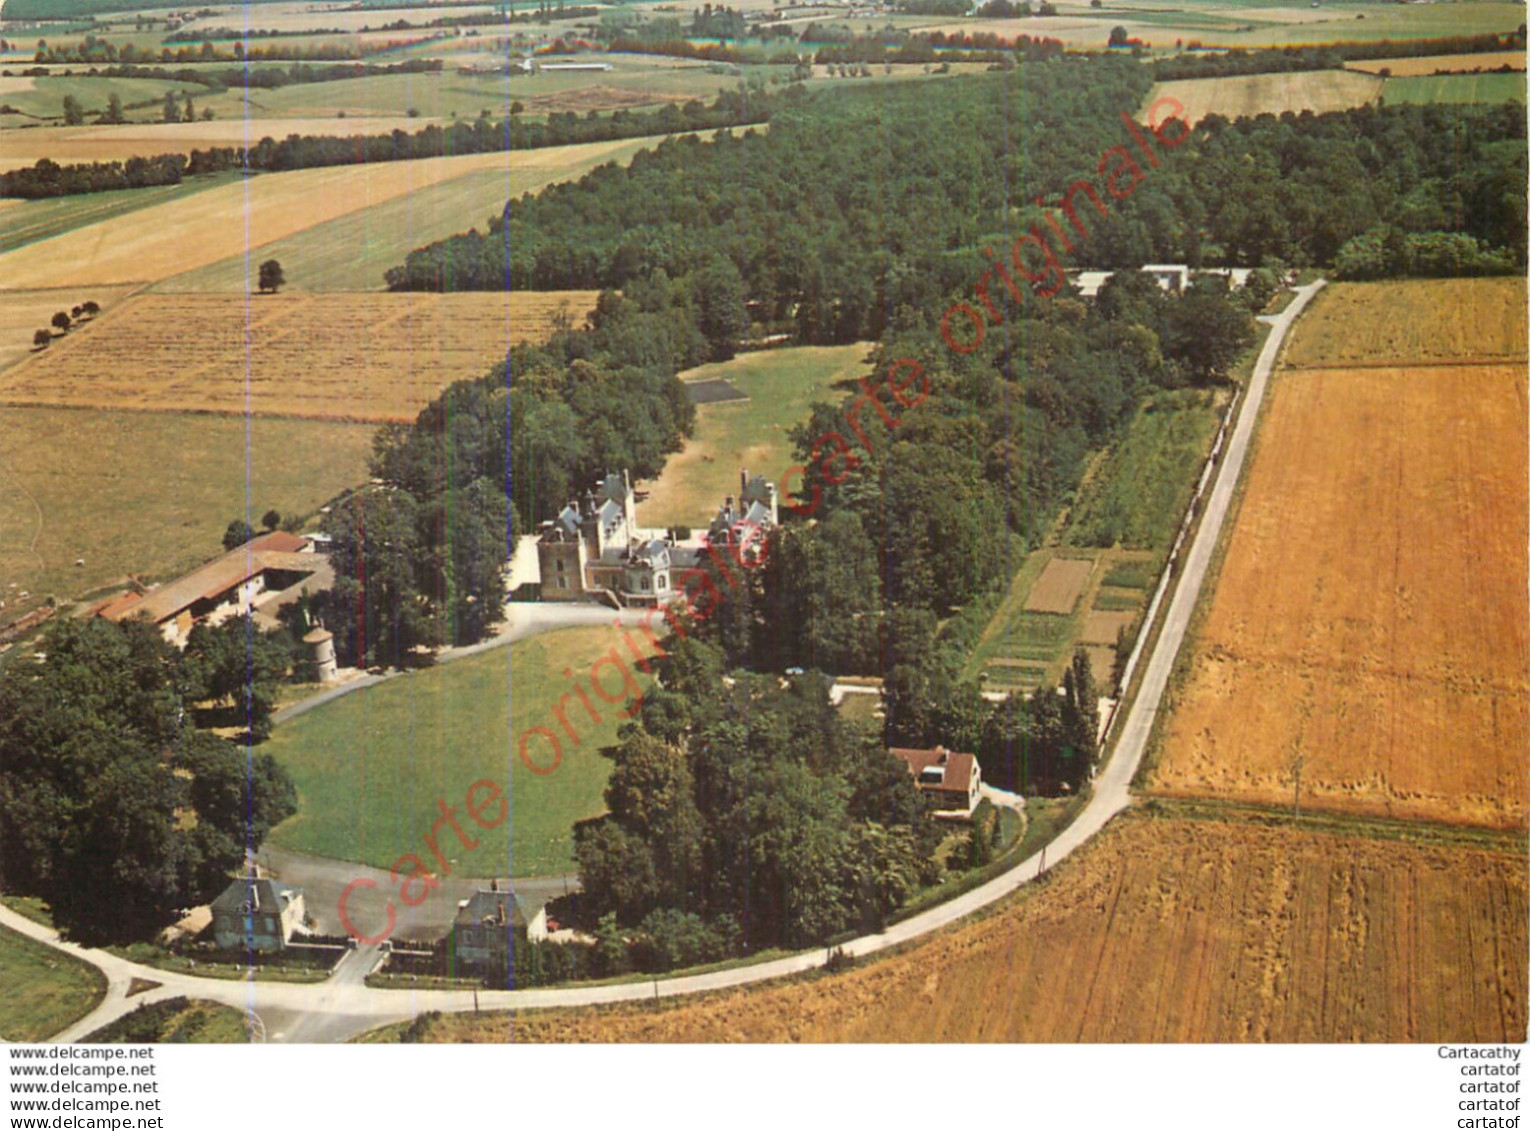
[536,468,778,608]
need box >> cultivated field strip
[1155,362,1529,827]
[1283,277,1528,369]
[0,136,667,289]
[1154,278,1529,830]
[0,292,599,422]
[474,815,1528,1043]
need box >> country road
[0,282,1325,1045]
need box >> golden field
[0,292,598,422]
[376,814,1528,1043]
[1153,280,1529,829]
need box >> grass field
[634,344,871,528]
[375,811,1529,1043]
[0,922,106,1041]
[0,407,373,623]
[0,173,243,254]
[1147,70,1382,125]
[265,625,660,878]
[1153,280,1529,830]
[0,291,597,421]
[81,997,250,1043]
[1383,71,1526,104]
[155,136,673,293]
[918,2,1526,49]
[0,136,665,289]
[1064,388,1225,555]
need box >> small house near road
[889,745,983,816]
[210,877,306,952]
[451,887,548,972]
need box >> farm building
[889,746,983,816]
[93,531,329,647]
[1067,265,1251,299]
[535,468,778,607]
[450,887,548,973]
[210,876,306,953]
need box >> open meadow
[0,407,373,623]
[634,343,870,528]
[1383,70,1526,105]
[1151,279,1530,830]
[265,625,660,879]
[374,811,1529,1043]
[0,291,597,421]
[0,922,106,1041]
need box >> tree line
[1151,31,1525,81]
[2,87,774,199]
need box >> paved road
[3,283,1325,1044]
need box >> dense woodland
[1151,32,1524,80]
[573,644,942,954]
[0,618,297,943]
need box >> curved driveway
[2,283,1324,1044]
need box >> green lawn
[81,997,250,1043]
[156,138,668,293]
[0,75,204,122]
[266,625,657,878]
[635,343,871,528]
[0,173,243,256]
[0,408,374,622]
[0,923,107,1041]
[1383,71,1526,105]
[1064,389,1223,555]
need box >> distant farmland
[0,137,671,289]
[1383,71,1526,105]
[1146,70,1382,126]
[1152,278,1530,829]
[156,136,672,293]
[0,292,599,422]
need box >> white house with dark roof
[451,886,548,972]
[210,876,306,952]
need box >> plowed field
[1153,280,1529,829]
[0,291,598,422]
[398,814,1529,1043]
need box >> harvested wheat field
[386,814,1528,1043]
[1283,277,1527,369]
[1024,556,1094,615]
[1146,70,1383,126]
[1346,51,1528,76]
[0,137,665,289]
[0,292,598,422]
[1153,280,1529,829]
[0,286,137,374]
